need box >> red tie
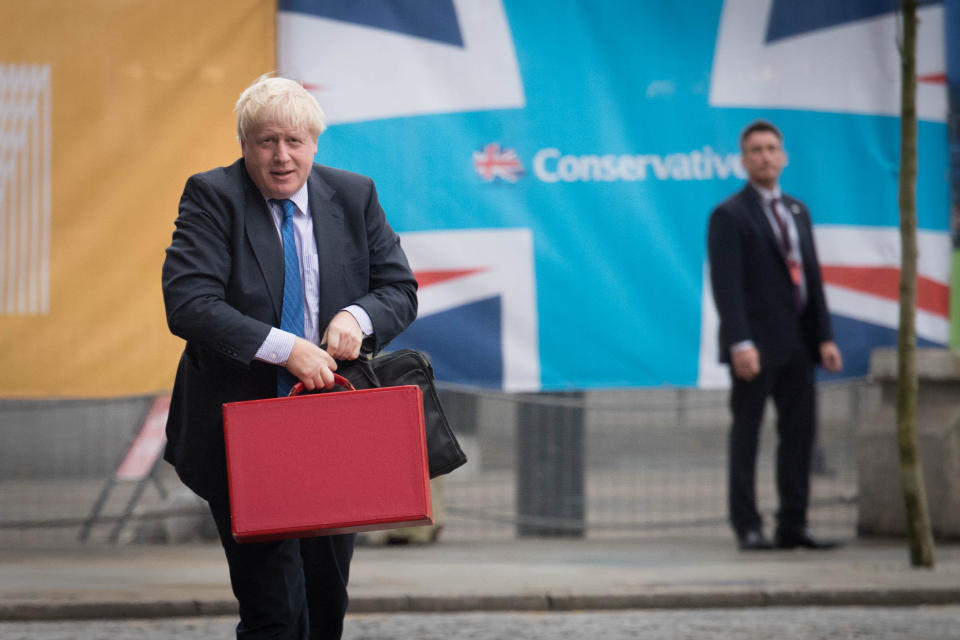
[771,198,803,311]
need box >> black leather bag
[340,349,467,478]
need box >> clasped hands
[283,310,363,390]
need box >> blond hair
[234,74,326,142]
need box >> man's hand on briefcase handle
[286,337,337,390]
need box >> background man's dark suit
[707,183,833,542]
[161,158,417,637]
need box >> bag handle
[288,374,355,397]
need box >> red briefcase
[222,375,432,543]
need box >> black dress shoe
[774,528,841,550]
[737,529,775,551]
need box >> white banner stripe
[0,63,50,316]
[813,225,951,284]
[400,228,540,391]
[824,284,949,344]
[278,0,524,125]
[417,271,501,317]
[710,1,946,122]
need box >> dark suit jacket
[161,159,418,501]
[707,184,832,369]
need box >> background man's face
[740,130,786,189]
[241,123,317,199]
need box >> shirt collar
[288,182,309,216]
[262,182,310,217]
[751,182,781,204]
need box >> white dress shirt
[753,184,807,305]
[254,183,373,365]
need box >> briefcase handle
[288,374,356,397]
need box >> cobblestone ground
[2,606,957,640]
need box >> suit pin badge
[790,203,801,215]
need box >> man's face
[740,130,786,190]
[241,123,317,199]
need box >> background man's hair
[739,119,783,149]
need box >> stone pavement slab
[1,538,959,620]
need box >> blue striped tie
[273,198,305,396]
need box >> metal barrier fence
[435,380,873,542]
[0,380,876,545]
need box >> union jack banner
[473,143,525,183]
[280,0,950,390]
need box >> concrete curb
[0,599,237,622]
[4,588,960,621]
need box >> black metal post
[516,391,585,537]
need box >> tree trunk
[897,0,935,568]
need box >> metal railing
[0,380,873,545]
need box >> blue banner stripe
[818,314,943,382]
[392,296,503,388]
[766,0,941,43]
[279,0,464,47]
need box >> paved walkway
[1,537,959,621]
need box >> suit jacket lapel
[241,162,284,323]
[783,195,814,264]
[742,184,784,260]
[307,167,345,326]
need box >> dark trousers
[727,345,816,537]
[209,500,355,640]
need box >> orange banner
[0,0,275,396]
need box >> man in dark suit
[707,120,842,551]
[161,76,417,638]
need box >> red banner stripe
[917,73,946,84]
[821,265,949,317]
[414,268,487,287]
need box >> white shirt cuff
[255,328,296,364]
[344,304,373,337]
[730,340,755,355]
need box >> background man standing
[162,76,418,638]
[707,120,843,551]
